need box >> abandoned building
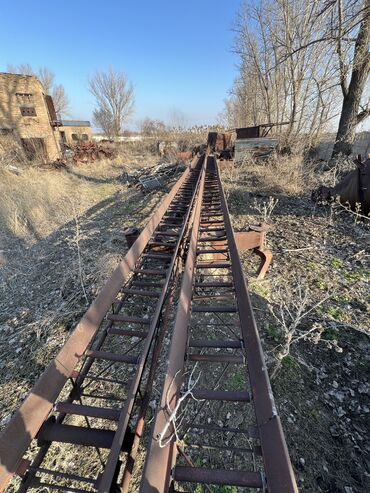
[0,72,91,162]
[59,120,92,147]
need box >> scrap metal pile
[125,161,186,191]
[72,142,117,163]
[0,153,298,493]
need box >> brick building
[59,120,92,147]
[0,72,61,161]
[0,72,92,162]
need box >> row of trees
[225,0,369,158]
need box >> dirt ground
[221,158,369,493]
[0,151,369,493]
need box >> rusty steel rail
[0,155,205,493]
[140,156,298,492]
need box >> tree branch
[357,106,370,124]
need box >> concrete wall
[93,135,144,142]
[0,73,61,161]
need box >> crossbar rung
[85,350,138,364]
[188,354,244,364]
[54,402,120,421]
[192,305,237,313]
[108,327,148,338]
[173,466,263,487]
[107,314,150,324]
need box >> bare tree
[7,63,34,76]
[140,118,167,137]
[228,0,339,149]
[6,63,70,117]
[37,67,54,93]
[88,68,134,138]
[168,109,188,132]
[51,84,69,116]
[234,0,370,157]
[332,0,370,158]
[92,108,115,140]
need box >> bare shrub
[243,152,320,196]
[331,199,370,224]
[140,118,168,140]
[251,196,279,222]
[268,278,341,378]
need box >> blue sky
[0,0,241,128]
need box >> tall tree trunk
[331,1,370,159]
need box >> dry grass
[0,150,169,433]
[0,155,139,244]
[0,135,28,168]
[245,152,320,195]
[222,154,370,493]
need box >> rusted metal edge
[139,156,207,493]
[215,157,298,493]
[97,156,205,493]
[139,155,298,493]
[0,156,201,493]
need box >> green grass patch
[193,456,203,468]
[183,434,192,445]
[281,355,299,376]
[333,293,351,303]
[315,279,328,290]
[249,280,270,300]
[307,261,319,271]
[265,324,283,342]
[343,268,370,284]
[229,370,245,391]
[331,257,343,269]
[323,328,339,341]
[326,306,343,321]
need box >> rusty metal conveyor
[0,154,298,493]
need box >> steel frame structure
[0,153,298,493]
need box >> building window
[81,134,89,141]
[20,106,37,117]
[71,133,79,141]
[16,93,33,105]
[0,128,13,135]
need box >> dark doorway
[21,138,47,162]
